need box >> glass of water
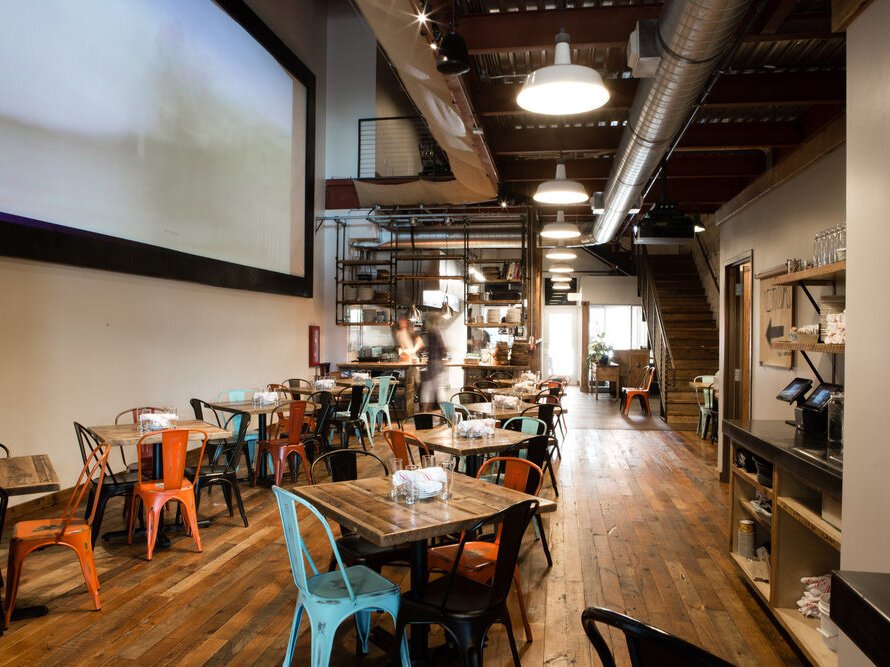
[440,458,456,501]
[404,464,419,505]
[389,458,404,500]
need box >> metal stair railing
[636,247,675,421]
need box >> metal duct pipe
[375,231,523,249]
[588,0,750,245]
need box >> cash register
[777,377,843,434]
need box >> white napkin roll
[314,379,336,390]
[392,466,447,494]
[139,413,176,429]
[253,391,279,404]
[492,394,519,409]
[352,372,370,381]
[457,419,496,438]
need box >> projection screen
[0,0,315,296]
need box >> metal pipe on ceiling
[587,0,750,245]
[375,230,523,249]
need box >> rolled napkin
[352,372,370,382]
[314,379,336,390]
[139,412,177,429]
[520,372,537,383]
[457,418,496,438]
[392,466,447,495]
[514,381,536,393]
[492,394,520,409]
[253,391,279,405]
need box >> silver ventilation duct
[375,231,523,249]
[588,0,750,245]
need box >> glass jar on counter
[826,391,844,444]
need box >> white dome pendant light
[540,210,581,240]
[517,23,610,115]
[545,246,578,261]
[534,161,588,204]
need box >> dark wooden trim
[0,0,316,298]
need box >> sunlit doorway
[543,307,579,383]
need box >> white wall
[841,0,890,662]
[325,0,376,179]
[578,275,640,305]
[717,148,845,444]
[0,0,329,503]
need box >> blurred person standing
[395,313,424,362]
[420,313,448,410]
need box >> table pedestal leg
[409,540,429,659]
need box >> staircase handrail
[636,247,675,421]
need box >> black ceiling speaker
[436,29,470,75]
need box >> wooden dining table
[88,420,231,547]
[0,454,62,628]
[460,401,539,421]
[409,424,531,476]
[295,474,556,657]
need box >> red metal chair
[622,366,656,416]
[127,428,208,561]
[4,442,111,628]
[253,400,312,486]
[427,456,544,642]
[382,428,431,466]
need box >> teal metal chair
[502,416,548,436]
[218,389,259,471]
[692,375,715,438]
[363,376,397,438]
[272,486,410,666]
[439,401,469,424]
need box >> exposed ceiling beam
[758,0,800,33]
[488,121,804,154]
[499,153,767,181]
[460,7,835,55]
[472,71,845,116]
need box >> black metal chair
[75,422,142,547]
[450,391,489,405]
[392,499,539,666]
[188,399,250,527]
[310,449,412,572]
[521,404,564,461]
[508,434,559,498]
[331,384,372,450]
[581,607,734,667]
[488,371,514,381]
[400,412,451,430]
[282,377,313,398]
[303,392,335,459]
[473,380,499,390]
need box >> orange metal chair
[4,442,111,629]
[382,428,431,466]
[426,456,544,642]
[253,400,312,486]
[127,428,208,561]
[622,366,656,416]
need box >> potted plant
[588,333,613,366]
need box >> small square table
[410,425,531,476]
[295,474,556,657]
[460,401,539,421]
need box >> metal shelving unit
[334,223,396,327]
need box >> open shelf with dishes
[727,435,840,667]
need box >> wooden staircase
[640,253,719,430]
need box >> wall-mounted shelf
[466,322,525,329]
[340,279,391,286]
[466,299,524,305]
[399,275,464,281]
[468,279,522,285]
[771,261,846,286]
[337,321,394,327]
[338,260,392,266]
[770,341,845,354]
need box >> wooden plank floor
[0,391,801,665]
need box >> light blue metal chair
[363,376,397,438]
[692,375,716,437]
[502,416,548,436]
[438,401,469,424]
[272,485,410,666]
[218,389,259,470]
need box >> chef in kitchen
[395,313,424,362]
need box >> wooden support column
[580,301,591,392]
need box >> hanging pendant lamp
[552,282,571,291]
[545,246,578,260]
[534,161,588,204]
[540,210,581,240]
[549,262,574,274]
[517,31,610,115]
[551,274,572,283]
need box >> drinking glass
[440,458,456,501]
[167,407,178,429]
[421,454,436,470]
[138,409,150,434]
[404,464,419,505]
[389,458,404,500]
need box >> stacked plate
[819,296,845,340]
[357,286,374,301]
[505,307,522,323]
[487,308,501,323]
